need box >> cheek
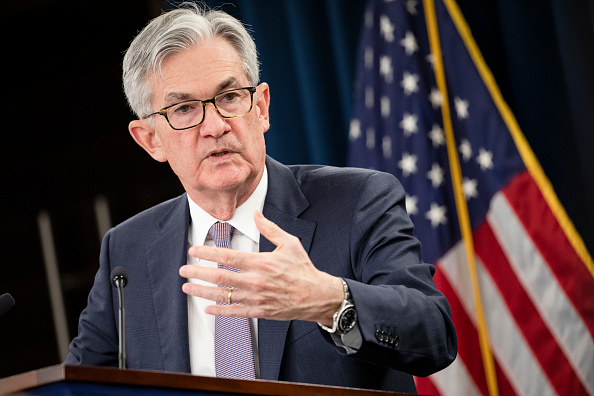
[242,131,266,165]
[161,135,199,168]
[243,118,267,156]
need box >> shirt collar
[188,165,268,245]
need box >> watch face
[338,306,357,333]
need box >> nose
[199,102,230,138]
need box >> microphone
[111,266,128,369]
[0,293,15,317]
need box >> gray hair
[122,3,260,119]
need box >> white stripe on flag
[440,240,556,396]
[488,192,594,394]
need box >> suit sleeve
[64,229,119,367]
[339,171,457,376]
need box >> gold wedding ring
[227,289,233,305]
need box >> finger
[182,282,231,303]
[254,210,295,248]
[182,282,246,305]
[182,283,251,311]
[180,265,242,287]
[204,303,252,318]
[187,245,255,270]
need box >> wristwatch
[320,278,358,335]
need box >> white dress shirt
[186,167,268,378]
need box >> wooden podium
[0,365,414,395]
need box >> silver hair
[122,3,260,119]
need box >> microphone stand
[111,266,128,370]
[115,278,126,369]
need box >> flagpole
[422,1,499,395]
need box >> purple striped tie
[208,222,256,379]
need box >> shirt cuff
[329,323,363,354]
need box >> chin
[191,162,261,195]
[209,169,252,190]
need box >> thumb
[254,210,289,248]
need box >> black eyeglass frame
[144,86,257,130]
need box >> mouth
[208,149,236,160]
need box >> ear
[255,83,271,133]
[129,119,167,162]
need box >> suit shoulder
[286,164,403,190]
[110,194,187,233]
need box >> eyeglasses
[144,86,257,130]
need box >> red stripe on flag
[415,373,442,396]
[474,221,589,395]
[502,170,594,336]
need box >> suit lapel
[258,157,316,381]
[146,195,192,373]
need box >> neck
[197,193,243,221]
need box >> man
[65,4,456,393]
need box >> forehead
[150,37,247,106]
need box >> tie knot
[208,222,234,249]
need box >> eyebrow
[163,92,194,105]
[163,77,241,106]
[216,77,239,92]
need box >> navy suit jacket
[65,156,456,393]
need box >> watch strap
[319,278,355,334]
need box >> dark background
[1,0,592,377]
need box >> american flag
[348,0,594,395]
